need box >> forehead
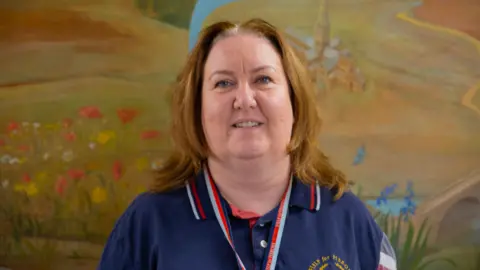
[204,33,282,72]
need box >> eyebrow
[208,65,277,80]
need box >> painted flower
[35,171,48,182]
[91,186,107,204]
[96,130,116,145]
[62,150,74,162]
[88,142,96,150]
[62,118,73,128]
[135,157,149,171]
[44,123,60,130]
[63,131,77,142]
[68,169,85,180]
[14,182,38,197]
[151,159,162,170]
[1,179,9,188]
[79,106,102,119]
[17,145,30,152]
[25,183,38,196]
[6,121,19,133]
[9,157,22,165]
[0,138,5,147]
[117,108,138,124]
[141,130,161,140]
[375,183,397,206]
[112,160,124,181]
[22,173,31,183]
[55,176,68,195]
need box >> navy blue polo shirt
[98,169,397,270]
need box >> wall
[0,0,479,269]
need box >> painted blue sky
[188,0,238,51]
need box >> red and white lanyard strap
[204,168,293,270]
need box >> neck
[206,156,291,216]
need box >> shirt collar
[185,168,321,220]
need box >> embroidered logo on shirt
[308,255,350,270]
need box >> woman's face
[201,33,294,162]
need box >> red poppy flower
[55,176,68,195]
[68,169,85,180]
[7,121,19,133]
[62,118,73,128]
[22,173,31,183]
[0,139,5,147]
[18,145,30,152]
[112,160,123,181]
[63,131,76,142]
[78,106,102,119]
[141,130,161,140]
[117,108,138,124]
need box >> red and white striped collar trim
[185,170,321,220]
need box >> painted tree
[311,0,331,94]
[313,0,330,58]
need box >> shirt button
[260,240,268,248]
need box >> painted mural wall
[0,0,479,269]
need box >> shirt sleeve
[97,211,135,270]
[377,232,397,270]
[97,193,159,270]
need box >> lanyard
[204,167,292,270]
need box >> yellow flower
[35,171,48,182]
[91,186,107,204]
[44,123,60,130]
[135,157,149,171]
[96,130,116,145]
[14,183,38,197]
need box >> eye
[256,76,272,84]
[214,80,234,88]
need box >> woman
[98,18,397,270]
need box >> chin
[229,145,268,160]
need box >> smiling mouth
[232,121,263,128]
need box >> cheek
[201,93,229,132]
[263,93,294,125]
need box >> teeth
[234,121,260,128]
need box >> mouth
[232,121,263,128]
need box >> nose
[233,82,257,109]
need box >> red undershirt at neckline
[229,204,261,228]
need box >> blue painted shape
[188,0,239,51]
[352,144,366,166]
[411,1,423,7]
[366,199,422,216]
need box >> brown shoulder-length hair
[151,18,348,199]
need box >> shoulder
[319,187,397,269]
[127,189,187,216]
[320,188,381,239]
[319,187,376,223]
[98,188,188,269]
[113,189,187,228]
[113,188,189,231]
[329,190,383,243]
